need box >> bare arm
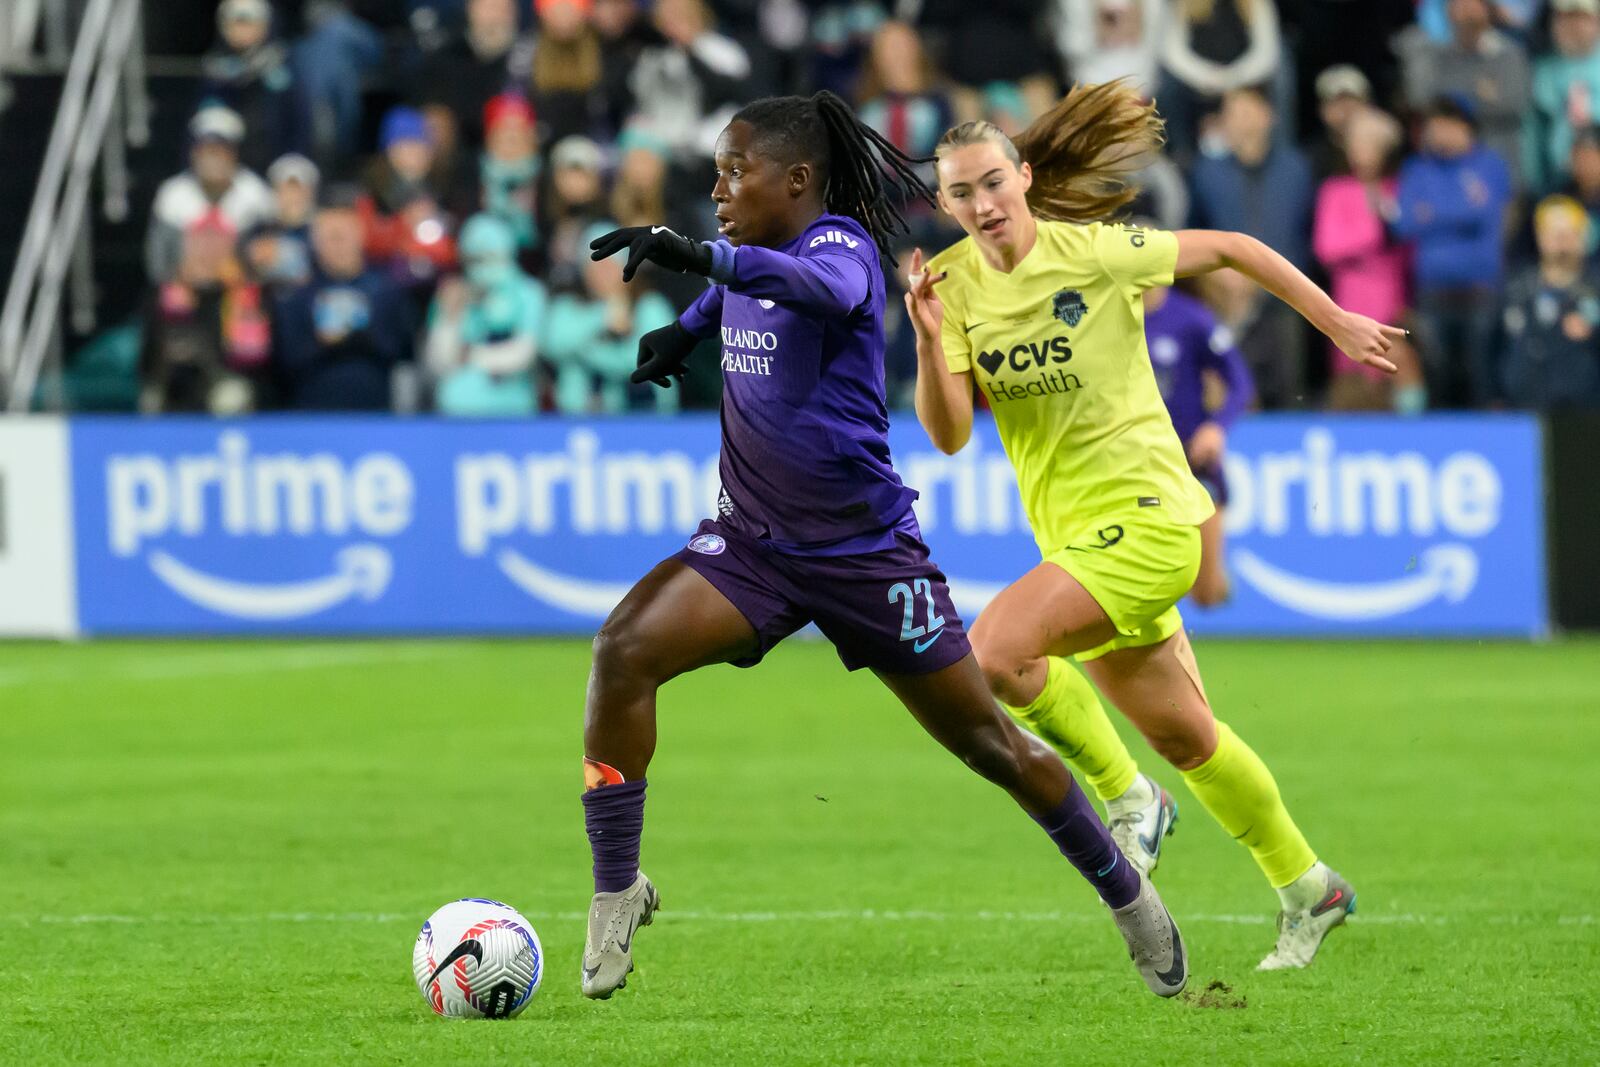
[1173,229,1403,374]
[905,248,974,455]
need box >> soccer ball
[412,898,543,1018]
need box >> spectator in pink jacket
[1312,106,1424,411]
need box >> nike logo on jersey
[963,321,989,334]
[808,230,860,250]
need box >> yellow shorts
[1042,513,1202,662]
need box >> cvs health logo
[98,430,412,621]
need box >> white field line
[1,911,1593,928]
[0,643,469,688]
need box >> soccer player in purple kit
[1142,277,1254,607]
[576,91,1188,1001]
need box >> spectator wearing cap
[1399,0,1530,191]
[1499,195,1600,408]
[1157,0,1285,161]
[543,219,678,414]
[146,106,275,284]
[359,107,460,302]
[1527,0,1600,194]
[1308,64,1372,184]
[542,136,608,294]
[1055,0,1164,97]
[273,187,412,410]
[1388,95,1513,408]
[415,0,534,152]
[424,213,548,416]
[244,154,320,291]
[1188,85,1314,408]
[531,0,606,147]
[1313,107,1422,412]
[479,93,542,250]
[140,212,272,415]
[609,127,669,228]
[199,0,307,175]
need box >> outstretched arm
[1173,229,1402,374]
[589,224,871,319]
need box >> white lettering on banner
[1224,430,1503,538]
[0,420,77,636]
[900,443,1023,535]
[106,432,415,555]
[454,430,720,554]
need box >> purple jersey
[1143,290,1254,444]
[678,213,917,553]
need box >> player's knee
[969,628,1031,706]
[1143,720,1214,771]
[590,618,663,688]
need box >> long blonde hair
[934,80,1164,224]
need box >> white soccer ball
[412,898,543,1018]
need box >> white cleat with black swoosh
[1110,870,1188,997]
[1106,773,1179,879]
[581,872,660,999]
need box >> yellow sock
[1181,721,1318,889]
[1002,656,1138,802]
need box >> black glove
[589,225,714,283]
[631,321,699,387]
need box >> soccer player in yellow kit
[907,82,1404,970]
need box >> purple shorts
[672,519,972,675]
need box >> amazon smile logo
[1219,429,1501,621]
[103,432,411,620]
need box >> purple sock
[582,778,647,894]
[1032,778,1141,909]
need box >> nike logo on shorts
[912,628,944,654]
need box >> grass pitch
[1,637,1597,1065]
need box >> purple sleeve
[704,239,872,317]
[1198,321,1254,429]
[678,285,724,338]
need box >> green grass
[2,637,1598,1066]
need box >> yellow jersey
[926,220,1214,555]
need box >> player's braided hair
[935,80,1163,224]
[731,90,935,261]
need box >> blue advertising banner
[67,414,1546,637]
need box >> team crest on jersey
[687,533,726,555]
[1052,289,1088,327]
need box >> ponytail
[936,80,1164,224]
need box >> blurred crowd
[115,0,1600,417]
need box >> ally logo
[103,432,411,621]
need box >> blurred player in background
[577,90,1187,1003]
[910,81,1401,970]
[1141,267,1254,607]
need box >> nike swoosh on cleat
[1137,796,1172,856]
[582,962,600,981]
[912,628,944,654]
[1153,924,1186,988]
[1311,888,1347,917]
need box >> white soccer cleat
[1105,773,1179,878]
[581,872,660,999]
[1258,864,1356,971]
[1109,870,1188,997]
